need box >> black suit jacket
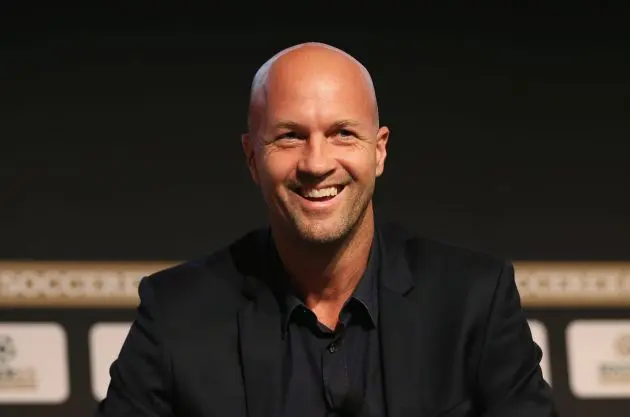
[95,222,557,417]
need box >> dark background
[0,5,629,417]
[2,5,628,262]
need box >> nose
[296,136,335,179]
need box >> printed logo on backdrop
[2,261,630,308]
[0,335,36,389]
[0,323,69,404]
[89,323,132,401]
[600,334,630,384]
[0,262,172,307]
[527,320,552,385]
[566,320,630,398]
[616,335,630,356]
[515,262,630,307]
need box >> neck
[271,206,375,308]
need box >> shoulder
[379,221,511,293]
[380,221,509,269]
[138,227,269,318]
[380,221,518,341]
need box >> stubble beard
[282,188,373,246]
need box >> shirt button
[328,343,338,353]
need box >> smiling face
[243,44,389,244]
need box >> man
[96,43,557,417]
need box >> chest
[283,320,385,417]
[162,299,480,417]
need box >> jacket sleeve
[476,261,559,417]
[94,276,174,417]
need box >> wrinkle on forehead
[247,42,379,135]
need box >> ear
[375,126,389,177]
[241,133,260,184]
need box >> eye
[276,132,300,140]
[338,129,355,139]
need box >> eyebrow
[331,119,362,129]
[273,120,304,131]
[273,119,362,130]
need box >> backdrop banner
[1,261,629,417]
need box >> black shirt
[269,236,386,417]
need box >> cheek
[258,152,295,189]
[339,149,377,182]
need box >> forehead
[262,63,375,126]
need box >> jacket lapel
[235,230,284,417]
[238,290,284,417]
[378,224,428,417]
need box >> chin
[292,218,354,245]
[275,197,372,245]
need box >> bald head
[241,43,390,246]
[247,42,379,135]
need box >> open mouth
[295,185,345,202]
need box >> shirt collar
[266,231,380,333]
[350,234,379,325]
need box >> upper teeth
[302,187,339,198]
